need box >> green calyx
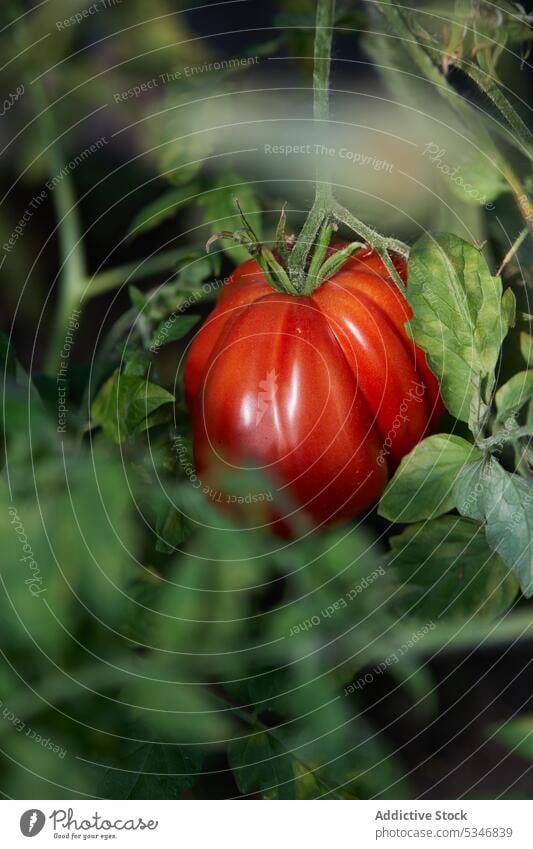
[206,202,365,297]
[206,199,298,295]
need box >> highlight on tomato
[184,238,443,530]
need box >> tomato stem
[288,0,336,290]
[206,0,410,297]
[285,0,410,296]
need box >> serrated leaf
[466,458,533,597]
[228,730,295,799]
[407,233,508,425]
[379,434,481,522]
[495,370,533,423]
[197,174,262,265]
[127,184,201,240]
[91,370,175,443]
[453,457,487,522]
[388,516,519,620]
[151,314,201,350]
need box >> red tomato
[184,247,442,529]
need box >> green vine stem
[287,0,410,294]
[15,3,87,373]
[287,0,336,289]
[496,228,528,277]
[30,79,88,374]
[477,426,533,452]
[456,60,533,158]
[85,246,205,299]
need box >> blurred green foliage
[1,0,532,801]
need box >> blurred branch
[374,1,533,234]
[83,246,204,299]
[0,652,135,734]
[457,60,533,158]
[496,228,529,277]
[30,79,88,374]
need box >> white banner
[0,800,531,847]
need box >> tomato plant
[185,247,442,526]
[1,0,532,806]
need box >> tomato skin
[184,248,443,528]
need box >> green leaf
[501,287,517,336]
[1,449,136,653]
[0,339,54,466]
[87,246,207,298]
[91,370,175,443]
[155,501,192,554]
[495,370,533,423]
[379,434,481,522]
[228,730,296,799]
[129,285,147,313]
[103,741,202,799]
[138,405,173,432]
[197,174,262,265]
[121,663,233,743]
[177,256,218,288]
[388,516,519,620]
[520,331,533,367]
[159,99,214,186]
[453,457,487,522]
[491,715,533,762]
[151,315,201,350]
[127,184,201,241]
[407,233,508,425]
[444,151,507,207]
[123,348,151,377]
[456,457,533,597]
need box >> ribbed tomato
[184,246,442,528]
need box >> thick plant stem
[17,12,87,375]
[313,0,335,129]
[330,200,409,257]
[31,79,88,375]
[286,0,410,295]
[288,0,336,289]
